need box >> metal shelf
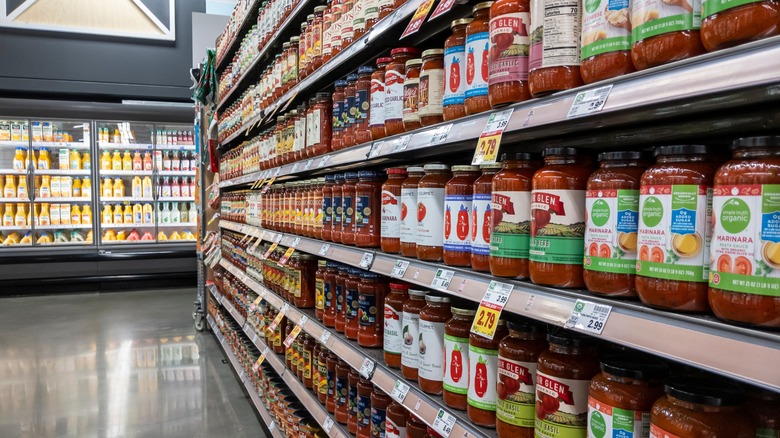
[100,197,154,202]
[32,142,90,149]
[99,170,153,176]
[98,142,154,150]
[158,197,195,202]
[158,222,197,227]
[35,197,91,202]
[35,169,90,176]
[0,141,29,148]
[36,224,92,230]
[218,220,780,391]
[158,171,196,177]
[156,144,196,151]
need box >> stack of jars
[215,0,256,61]
[217,24,261,101]
[220,190,249,223]
[219,137,261,181]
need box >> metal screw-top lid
[451,18,473,28]
[472,1,494,13]
[654,145,714,156]
[405,59,423,68]
[422,48,445,58]
[423,163,449,171]
[408,289,428,297]
[452,165,480,172]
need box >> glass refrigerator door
[30,119,94,246]
[0,118,33,247]
[154,124,197,243]
[96,121,156,244]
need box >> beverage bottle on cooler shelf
[51,176,62,197]
[82,177,91,197]
[16,175,27,200]
[133,203,142,224]
[181,152,191,171]
[143,151,153,171]
[39,203,51,225]
[72,177,82,197]
[122,150,132,171]
[132,152,142,171]
[82,152,91,170]
[58,149,68,170]
[70,149,81,170]
[39,175,51,198]
[161,203,171,223]
[3,175,16,198]
[112,129,121,143]
[102,205,113,224]
[101,151,111,170]
[60,203,71,225]
[171,177,181,197]
[102,177,113,197]
[132,176,142,198]
[15,203,26,226]
[50,203,61,225]
[13,148,25,170]
[142,176,153,198]
[181,177,190,197]
[38,148,52,170]
[71,205,81,225]
[60,177,72,197]
[171,202,180,223]
[154,151,163,171]
[143,203,153,223]
[113,204,123,224]
[112,178,124,197]
[123,204,133,224]
[188,202,197,223]
[161,177,171,197]
[163,151,172,171]
[82,205,92,225]
[3,204,14,226]
[111,150,122,170]
[172,152,181,171]
[179,203,188,223]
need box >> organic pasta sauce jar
[636,145,719,312]
[472,163,502,272]
[700,0,780,51]
[418,294,453,395]
[629,0,705,70]
[708,136,780,327]
[444,307,476,410]
[584,151,649,297]
[530,148,591,288]
[580,0,634,84]
[443,18,473,121]
[417,164,452,261]
[468,319,509,428]
[444,165,481,267]
[401,289,428,381]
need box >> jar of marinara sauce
[584,151,649,297]
[443,18,473,121]
[311,92,334,156]
[709,136,780,327]
[467,319,509,427]
[630,0,705,70]
[386,401,409,438]
[386,48,422,136]
[381,167,407,253]
[472,163,502,272]
[326,352,340,413]
[341,171,359,245]
[355,66,375,145]
[348,369,361,433]
[335,264,351,333]
[580,0,634,84]
[315,260,327,320]
[401,289,427,381]
[383,282,409,368]
[636,145,719,312]
[488,0,531,106]
[332,80,348,151]
[530,148,592,288]
[465,2,493,115]
[343,74,359,148]
[443,165,481,267]
[335,359,351,423]
[418,294,452,395]
[650,376,755,438]
[332,173,345,242]
[490,153,540,279]
[345,267,362,341]
[323,261,340,328]
[419,49,445,126]
[407,415,428,438]
[370,57,392,140]
[401,167,425,257]
[371,387,391,438]
[417,164,452,262]
[322,174,336,241]
[528,0,582,97]
[358,272,388,347]
[701,0,780,51]
[443,307,476,410]
[355,170,384,248]
[403,59,423,132]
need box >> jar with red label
[304,14,316,76]
[343,74,359,148]
[336,359,351,423]
[341,171,359,245]
[419,49,445,126]
[357,378,373,438]
[371,386,391,438]
[365,0,379,32]
[467,319,509,427]
[383,282,409,368]
[487,0,531,107]
[332,173,345,242]
[349,369,361,433]
[471,163,501,272]
[341,0,356,49]
[535,332,600,437]
[355,170,384,247]
[465,2,493,115]
[345,268,362,340]
[355,66,375,145]
[299,23,309,79]
[310,92,333,156]
[401,167,425,257]
[381,167,408,253]
[315,260,328,321]
[629,0,705,70]
[385,48,422,136]
[530,148,592,288]
[444,165,481,267]
[378,0,395,19]
[419,294,452,395]
[335,265,350,333]
[358,272,388,347]
[527,0,582,97]
[401,289,427,381]
[370,57,392,140]
[332,80,348,151]
[443,19,472,121]
[353,0,368,41]
[417,164,452,261]
[324,261,340,328]
[386,401,409,438]
[443,307,475,410]
[403,59,423,132]
[495,320,547,438]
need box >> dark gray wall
[0,0,206,102]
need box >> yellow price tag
[261,176,276,194]
[278,246,295,266]
[470,281,514,339]
[249,295,263,312]
[262,242,279,259]
[472,108,514,165]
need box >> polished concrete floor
[0,288,267,438]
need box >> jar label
[490,190,532,259]
[649,424,682,438]
[365,0,379,21]
[343,195,354,225]
[371,406,387,438]
[418,320,446,381]
[345,94,357,125]
[358,293,378,326]
[419,68,444,117]
[353,0,366,32]
[325,280,334,309]
[400,311,420,368]
[709,184,780,296]
[337,375,348,405]
[497,356,537,428]
[530,189,586,264]
[588,395,650,438]
[334,195,343,225]
[350,382,359,414]
[386,417,406,438]
[470,193,493,256]
[443,334,469,394]
[319,360,329,394]
[308,108,322,146]
[358,393,371,427]
[467,344,499,410]
[443,45,466,106]
[402,77,421,123]
[327,368,336,397]
[342,9,355,39]
[535,371,589,437]
[637,185,712,282]
[304,350,312,379]
[400,188,418,244]
[529,0,582,70]
[381,189,402,239]
[356,89,370,122]
[444,194,473,253]
[355,194,374,231]
[488,13,531,85]
[465,32,489,98]
[385,69,405,122]
[333,99,345,133]
[384,304,403,354]
[331,11,343,49]
[417,187,446,247]
[581,0,631,60]
[632,0,701,42]
[585,189,639,274]
[370,78,385,127]
[347,285,359,319]
[336,283,345,312]
[324,195,333,225]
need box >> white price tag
[390,380,410,402]
[274,234,283,244]
[392,134,412,153]
[567,84,613,119]
[564,300,612,335]
[292,162,301,173]
[319,243,331,256]
[323,417,335,433]
[368,141,384,158]
[359,357,375,378]
[431,409,457,437]
[428,124,452,145]
[291,237,301,248]
[320,329,332,344]
[483,281,513,306]
[269,422,276,432]
[318,156,330,168]
[391,260,410,278]
[430,269,454,291]
[208,252,222,268]
[274,167,282,176]
[359,252,374,269]
[304,159,314,170]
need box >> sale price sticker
[278,247,295,266]
[567,84,612,119]
[252,347,269,372]
[401,0,436,38]
[472,108,514,165]
[564,300,612,335]
[470,281,514,339]
[391,260,410,278]
[429,0,456,20]
[283,316,308,348]
[431,409,457,437]
[267,303,289,333]
[249,295,263,312]
[262,242,279,260]
[391,380,411,402]
[430,268,454,291]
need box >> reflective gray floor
[0,288,266,438]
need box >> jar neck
[389,289,408,296]
[474,10,488,19]
[508,329,544,341]
[425,170,449,175]
[377,62,389,70]
[452,24,467,35]
[387,174,407,180]
[603,372,648,386]
[657,154,708,163]
[667,395,740,414]
[453,171,480,177]
[409,295,426,302]
[503,160,535,169]
[734,147,779,159]
[544,155,583,166]
[549,343,592,355]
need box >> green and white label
[490,190,531,259]
[467,345,498,411]
[581,0,631,59]
[588,396,650,438]
[530,189,586,264]
[702,0,762,17]
[443,334,469,394]
[585,189,639,274]
[630,0,701,42]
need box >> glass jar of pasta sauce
[378,0,395,19]
[322,174,336,241]
[443,307,476,410]
[465,2,494,115]
[444,165,481,267]
[358,272,388,347]
[371,386,391,438]
[335,264,351,333]
[407,415,428,438]
[401,167,425,257]
[343,74,359,148]
[401,289,427,381]
[488,0,531,106]
[701,0,780,51]
[326,352,340,413]
[341,171,359,245]
[418,294,453,395]
[311,92,334,156]
[370,57,392,140]
[490,153,540,279]
[384,282,409,368]
[345,268,362,341]
[332,80,348,151]
[527,0,583,97]
[530,148,592,288]
[580,0,634,84]
[349,369,361,433]
[381,167,408,253]
[324,261,340,328]
[472,163,502,272]
[419,49,445,126]
[355,66,375,145]
[386,401,409,438]
[417,164,452,261]
[636,145,718,312]
[386,48,422,136]
[318,345,330,403]
[332,173,345,242]
[335,359,351,423]
[584,151,649,298]
[444,18,472,121]
[630,0,705,70]
[315,260,328,321]
[403,59,423,132]
[467,319,509,427]
[355,170,384,248]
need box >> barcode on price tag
[319,243,331,256]
[431,409,457,437]
[318,156,330,168]
[359,357,375,378]
[470,281,514,339]
[430,269,454,290]
[567,84,613,119]
[391,260,410,278]
[390,380,410,402]
[564,300,612,335]
[359,252,374,269]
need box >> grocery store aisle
[0,288,266,438]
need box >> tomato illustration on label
[497,373,520,400]
[475,356,488,397]
[445,205,452,238]
[449,57,460,92]
[536,391,560,419]
[457,205,469,240]
[472,208,478,240]
[466,47,475,84]
[481,43,489,81]
[401,202,408,220]
[482,205,491,242]
[417,203,426,222]
[450,344,463,382]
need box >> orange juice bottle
[71,205,81,225]
[16,175,27,200]
[13,148,25,170]
[70,150,81,170]
[112,178,124,197]
[39,175,51,198]
[39,203,51,225]
[132,176,142,198]
[25,149,36,170]
[51,176,62,197]
[102,177,113,198]
[72,178,82,197]
[104,229,116,241]
[4,175,16,198]
[38,148,52,170]
[112,129,121,144]
[143,203,153,223]
[123,204,133,224]
[82,205,92,225]
[102,205,113,224]
[14,203,26,226]
[100,151,111,170]
[82,177,91,198]
[133,152,143,171]
[113,204,123,224]
[143,152,153,171]
[111,151,122,170]
[3,204,14,226]
[122,150,132,171]
[31,204,38,225]
[133,203,143,224]
[142,176,153,198]
[82,151,91,170]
